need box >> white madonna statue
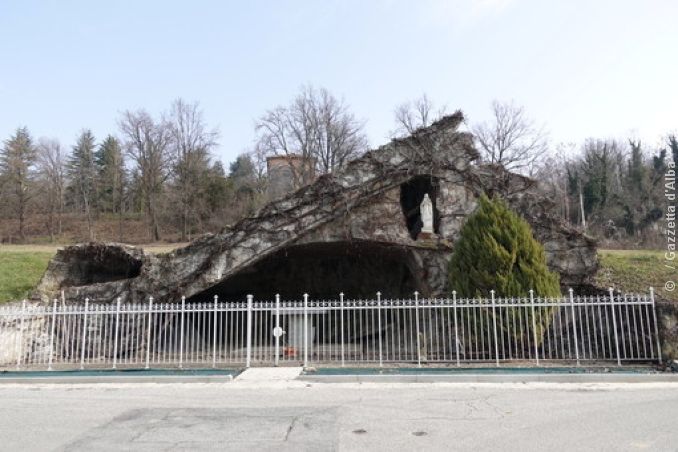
[420,193,434,235]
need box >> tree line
[1,99,261,243]
[0,87,368,244]
[540,136,677,247]
[1,87,675,247]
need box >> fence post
[453,291,460,367]
[213,295,218,368]
[303,293,309,368]
[609,287,622,366]
[491,290,499,367]
[414,291,421,368]
[48,298,57,371]
[112,298,121,369]
[274,294,280,367]
[377,292,383,367]
[650,287,662,365]
[80,298,89,370]
[530,290,539,366]
[246,294,253,368]
[16,299,26,370]
[179,296,185,369]
[569,288,580,366]
[340,292,345,367]
[145,297,153,369]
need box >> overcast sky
[1,0,676,164]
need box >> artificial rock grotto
[34,112,598,307]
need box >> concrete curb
[299,373,678,384]
[0,375,235,384]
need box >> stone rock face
[34,112,598,305]
[0,301,49,366]
[657,301,678,362]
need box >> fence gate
[0,289,662,370]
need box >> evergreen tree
[229,154,260,216]
[203,161,235,227]
[68,130,98,240]
[96,135,125,214]
[0,127,37,241]
[448,194,560,346]
[448,194,561,298]
[96,135,126,241]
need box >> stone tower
[266,154,316,201]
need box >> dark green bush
[448,194,561,298]
[448,194,561,349]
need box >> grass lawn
[595,249,677,302]
[0,251,53,303]
[0,243,186,304]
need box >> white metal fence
[0,288,662,370]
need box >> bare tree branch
[392,94,447,137]
[118,109,172,241]
[472,100,549,175]
[255,85,368,185]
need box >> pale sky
[1,0,676,164]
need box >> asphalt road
[1,377,677,451]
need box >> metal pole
[530,290,539,366]
[569,288,580,366]
[145,297,153,369]
[80,298,89,370]
[213,295,218,368]
[246,294,253,368]
[340,292,345,367]
[377,292,383,367]
[48,299,57,371]
[414,291,421,368]
[303,293,309,368]
[650,287,662,365]
[16,300,26,370]
[453,291,460,367]
[112,298,121,369]
[275,294,280,367]
[609,288,622,366]
[491,290,499,367]
[179,296,185,369]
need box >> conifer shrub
[448,194,561,349]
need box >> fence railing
[0,288,662,370]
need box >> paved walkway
[236,366,303,382]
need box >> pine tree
[0,127,36,242]
[68,130,98,240]
[96,135,125,214]
[96,135,126,241]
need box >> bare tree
[392,94,447,137]
[532,142,577,224]
[248,142,270,195]
[36,138,65,242]
[167,98,218,242]
[255,85,368,185]
[472,100,549,175]
[118,110,172,241]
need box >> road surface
[1,372,677,451]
